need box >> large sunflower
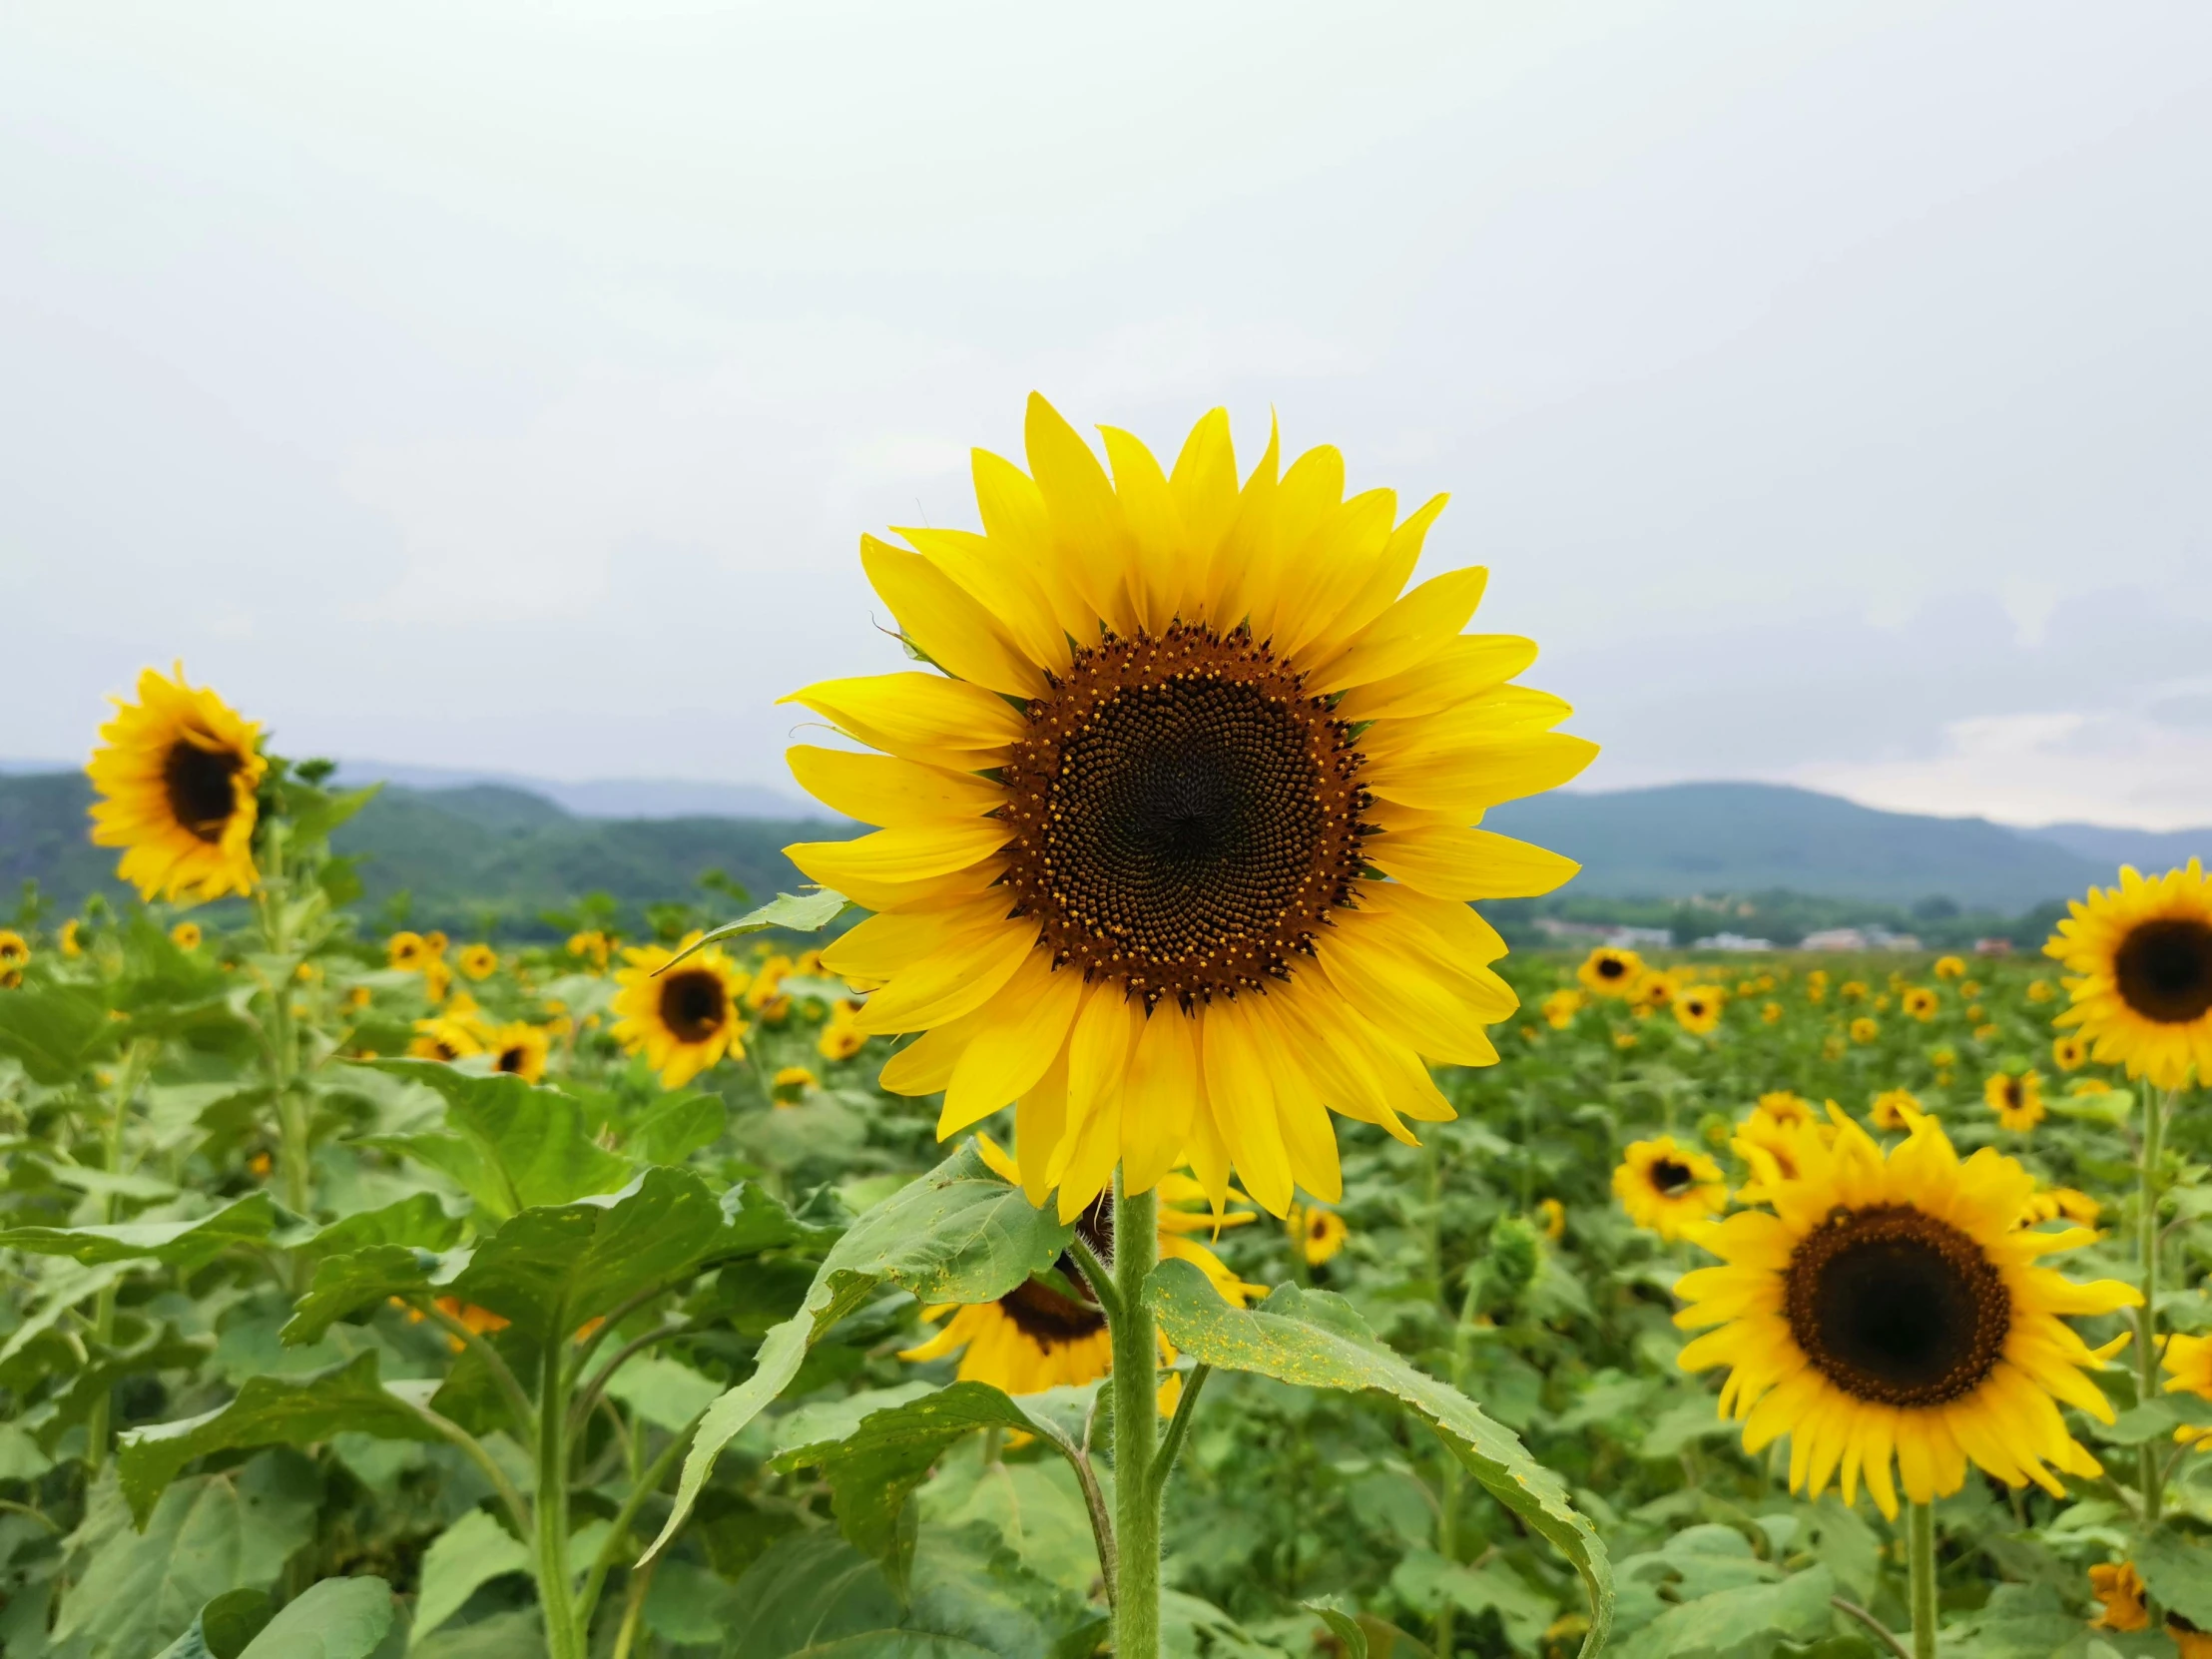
[611,934,750,1088]
[87,666,267,902]
[792,397,1592,1219]
[900,1137,1260,1399]
[1675,1109,2139,1518]
[2044,860,2212,1089]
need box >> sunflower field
[6,401,2212,1659]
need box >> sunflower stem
[536,1339,586,1659]
[2137,1085,2169,1534]
[1907,1501,1937,1659]
[1108,1176,1161,1659]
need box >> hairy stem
[1908,1502,1937,1659]
[537,1341,584,1659]
[2138,1086,2169,1535]
[1109,1178,1160,1659]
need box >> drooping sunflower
[1614,1136,1728,1240]
[772,1065,818,1105]
[900,1136,1260,1398]
[1538,1197,1567,1242]
[1982,1068,2045,1132]
[1578,947,1643,999]
[486,1021,550,1083]
[610,933,749,1089]
[87,666,267,902]
[1674,1109,2139,1518]
[59,919,84,958]
[1674,985,1723,1035]
[1541,987,1583,1029]
[2044,860,2212,1089]
[1901,986,1938,1022]
[792,397,1593,1219]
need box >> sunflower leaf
[0,984,121,1084]
[1147,1260,1613,1656]
[358,1059,634,1218]
[2134,1530,2212,1628]
[640,1139,1076,1566]
[0,1192,276,1266]
[652,887,850,976]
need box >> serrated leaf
[2134,1530,2212,1628]
[641,1140,1076,1564]
[360,1059,634,1219]
[0,1192,276,1266]
[411,1510,531,1649]
[1620,1565,1834,1659]
[0,984,121,1083]
[237,1575,393,1659]
[118,1353,439,1525]
[1148,1260,1612,1655]
[305,1193,466,1257]
[281,1244,467,1346]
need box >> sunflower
[610,933,750,1089]
[2021,1186,2100,1228]
[1849,1017,1879,1045]
[1754,1091,1817,1128]
[86,666,267,902]
[1761,1001,1782,1024]
[59,919,84,958]
[486,1022,549,1083]
[1674,1109,2139,1518]
[1902,986,1938,1022]
[791,397,1592,1220]
[1840,980,1868,1003]
[900,1136,1260,1399]
[772,1065,818,1105]
[2164,1332,2212,1399]
[818,1020,865,1062]
[1633,969,1680,1012]
[1674,985,1723,1035]
[567,929,613,970]
[1982,1069,2045,1133]
[1578,947,1643,999]
[458,943,498,981]
[387,932,429,970]
[2044,860,2212,1089]
[1868,1088,1922,1132]
[1542,987,1583,1029]
[170,920,202,951]
[1934,955,1966,980]
[1614,1137,1728,1240]
[2026,978,2054,1004]
[1288,1204,1349,1266]
[409,1016,484,1063]
[2088,1563,2149,1633]
[1734,1112,1826,1207]
[0,931,27,969]
[2048,1034,2087,1073]
[1538,1197,1566,1242]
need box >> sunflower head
[1981,1068,2045,1132]
[1632,969,1679,1011]
[1754,1091,1817,1128]
[1613,1137,1727,1240]
[2088,1563,2149,1633]
[59,919,84,958]
[1289,1204,1350,1266]
[1537,1196,1567,1242]
[1866,1088,1922,1133]
[789,397,1593,1220]
[772,1065,818,1105]
[487,1022,550,1084]
[2163,1332,2212,1401]
[409,1016,484,1064]
[387,931,430,971]
[2045,860,2212,1089]
[458,943,499,981]
[566,929,613,970]
[87,666,267,902]
[170,921,202,952]
[1578,947,1644,998]
[1934,955,1966,980]
[610,934,749,1089]
[1542,987,1583,1029]
[1674,986,1723,1034]
[1902,986,1938,1021]
[0,930,27,969]
[817,1020,865,1062]
[2026,977,2054,1003]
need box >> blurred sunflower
[611,934,749,1088]
[1288,1203,1349,1266]
[792,397,1593,1220]
[1754,1091,1817,1128]
[566,929,613,970]
[2044,860,2212,1089]
[87,666,266,902]
[458,943,498,981]
[2088,1563,2149,1633]
[817,1019,865,1061]
[2026,978,2054,1003]
[1675,1110,2139,1518]
[2050,1034,2087,1072]
[409,1016,484,1064]
[1538,1197,1566,1242]
[1542,987,1583,1029]
[1934,955,1966,980]
[1868,1088,1922,1132]
[486,1022,549,1083]
[772,1065,817,1105]
[2164,1332,2212,1399]
[59,919,84,957]
[1633,969,1680,1013]
[1982,1069,2045,1132]
[900,1136,1260,1399]
[1840,980,1869,1003]
[1734,1110,1826,1206]
[1674,985,1723,1035]
[1614,1136,1727,1240]
[1902,986,1938,1022]
[387,931,431,971]
[170,920,202,951]
[1762,1001,1783,1024]
[1578,946,1643,999]
[1849,1017,1879,1045]
[2020,1185,2100,1227]
[0,931,27,969]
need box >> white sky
[4,2,2209,827]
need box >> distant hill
[2016,822,2212,873]
[329,762,826,822]
[7,770,2197,932]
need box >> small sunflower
[1849,1017,1879,1045]
[610,933,749,1088]
[59,919,84,958]
[1674,985,1724,1035]
[2050,1034,2087,1072]
[1614,1137,1728,1240]
[1675,1109,2139,1518]
[1288,1203,1349,1266]
[793,398,1592,1221]
[567,929,613,970]
[1902,986,1938,1022]
[87,666,267,903]
[818,1020,865,1062]
[2044,860,2212,1089]
[409,1016,485,1064]
[2088,1563,2149,1633]
[1840,980,1869,1003]
[1868,1088,1922,1132]
[1633,969,1680,1012]
[1754,1091,1817,1128]
[1761,1001,1782,1023]
[1734,1111,1827,1207]
[1542,987,1583,1029]
[772,1065,818,1105]
[2164,1332,2212,1399]
[1982,1069,2045,1132]
[901,1136,1259,1400]
[388,931,431,971]
[2026,978,2054,1003]
[1538,1197,1566,1242]
[458,943,499,981]
[1934,955,1966,980]
[486,1022,550,1083]
[1578,947,1644,999]
[170,920,202,951]
[0,930,27,969]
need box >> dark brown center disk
[1649,1158,1697,1197]
[2114,918,2212,1024]
[999,623,1370,1011]
[164,737,243,842]
[658,969,728,1043]
[1785,1205,2009,1406]
[997,1275,1108,1346]
[1596,956,1627,979]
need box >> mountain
[328,762,827,822]
[2015,822,2212,872]
[1479,783,2107,913]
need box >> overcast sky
[5,3,2209,827]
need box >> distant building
[1533,919,1673,948]
[1973,937,2014,956]
[1799,926,1920,951]
[1608,925,1673,949]
[1692,932,1774,951]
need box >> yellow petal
[1024,392,1136,636]
[1367,823,1580,901]
[785,821,1009,890]
[1244,443,1344,647]
[860,535,1044,698]
[853,923,1040,1035]
[1100,425,1188,637]
[786,745,1002,828]
[1119,1004,1199,1195]
[890,524,1069,676]
[1206,413,1280,627]
[1199,1000,1294,1215]
[1272,488,1395,660]
[939,956,1085,1136]
[1300,493,1448,666]
[1014,1046,1071,1207]
[877,997,998,1095]
[1246,995,1342,1202]
[1335,632,1539,722]
[1308,565,1490,695]
[783,672,1025,765]
[1316,911,1502,1067]
[1366,731,1599,815]
[1168,408,1239,586]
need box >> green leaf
[1619,1565,1834,1659]
[658,887,850,974]
[411,1510,531,1649]
[1148,1260,1612,1655]
[2134,1531,2212,1628]
[289,784,382,845]
[281,1244,466,1346]
[237,1576,394,1659]
[1390,1550,1557,1651]
[152,1588,275,1659]
[641,1140,1076,1565]
[604,1355,727,1432]
[305,1193,466,1257]
[629,1091,729,1166]
[409,1610,543,1659]
[1936,1582,2091,1659]
[0,984,121,1083]
[361,1058,634,1219]
[0,1192,276,1266]
[644,1561,746,1647]
[1302,1600,1370,1659]
[118,1352,440,1526]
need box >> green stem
[537,1342,585,1659]
[84,1044,149,1472]
[1109,1177,1160,1659]
[1435,1260,1484,1657]
[1908,1502,1936,1659]
[2138,1086,2169,1533]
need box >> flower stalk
[2137,1085,2169,1531]
[1108,1177,1161,1659]
[1907,1501,1936,1659]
